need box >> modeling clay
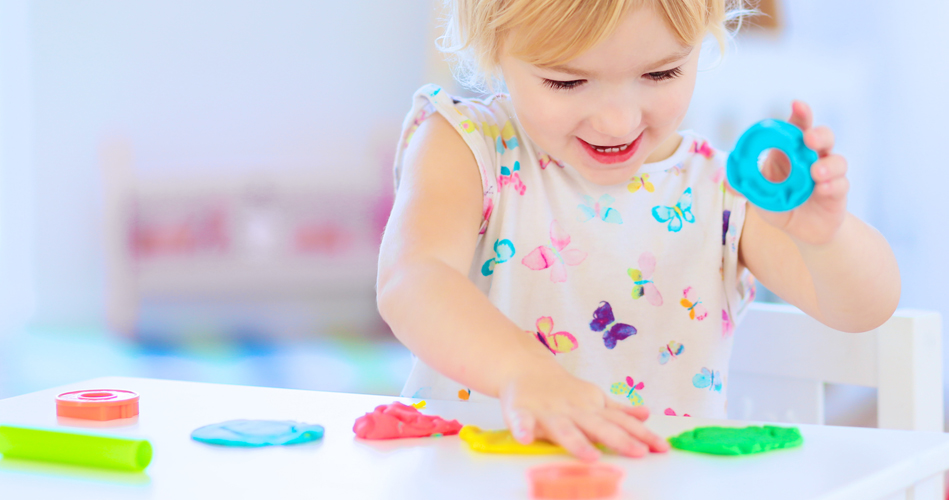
[412,400,427,409]
[668,425,803,455]
[353,402,462,439]
[459,425,566,454]
[191,420,324,447]
[727,119,818,212]
[528,463,624,499]
[0,424,152,471]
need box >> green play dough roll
[0,425,152,471]
[668,425,803,455]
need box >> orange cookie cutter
[527,462,624,499]
[56,389,140,421]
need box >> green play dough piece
[668,425,803,455]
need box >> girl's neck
[645,132,683,164]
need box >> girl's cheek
[647,85,693,127]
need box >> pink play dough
[353,402,463,439]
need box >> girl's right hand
[499,364,670,462]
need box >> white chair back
[728,302,943,432]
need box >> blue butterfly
[652,187,695,232]
[589,301,637,349]
[481,239,515,276]
[692,367,723,392]
[578,194,623,224]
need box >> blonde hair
[439,0,751,91]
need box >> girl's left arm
[737,101,900,333]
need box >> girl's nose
[588,101,642,142]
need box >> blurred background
[1,1,947,429]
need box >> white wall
[2,0,434,329]
[0,0,36,339]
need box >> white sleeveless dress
[392,84,755,418]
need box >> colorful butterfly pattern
[522,221,587,282]
[457,108,478,133]
[412,91,740,412]
[499,161,526,195]
[590,301,637,349]
[680,286,708,320]
[722,309,734,338]
[658,341,684,365]
[652,187,695,232]
[480,196,494,235]
[403,108,431,147]
[482,120,520,155]
[693,367,723,392]
[690,140,714,159]
[628,252,663,306]
[530,316,579,354]
[538,154,564,170]
[481,239,515,276]
[627,174,655,193]
[722,210,731,245]
[610,376,645,406]
[578,194,623,224]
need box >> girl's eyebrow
[541,47,693,78]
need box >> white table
[0,377,947,500]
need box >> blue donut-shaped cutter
[726,119,818,212]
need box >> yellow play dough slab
[459,425,567,454]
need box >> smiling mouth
[579,133,643,165]
[588,141,633,154]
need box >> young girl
[376,0,900,461]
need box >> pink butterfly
[538,153,564,170]
[680,286,708,321]
[522,221,587,282]
[690,140,714,159]
[664,408,691,417]
[498,161,526,195]
[628,252,663,306]
[722,309,734,338]
[479,196,494,235]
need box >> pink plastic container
[56,389,139,421]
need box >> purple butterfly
[590,301,637,349]
[722,210,731,246]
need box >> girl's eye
[646,67,683,82]
[542,79,586,91]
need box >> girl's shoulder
[404,84,521,156]
[396,84,526,235]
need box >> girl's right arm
[376,113,668,460]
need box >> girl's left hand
[753,101,849,246]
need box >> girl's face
[499,5,701,186]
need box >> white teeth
[591,143,630,153]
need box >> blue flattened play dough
[727,119,819,212]
[191,420,325,447]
